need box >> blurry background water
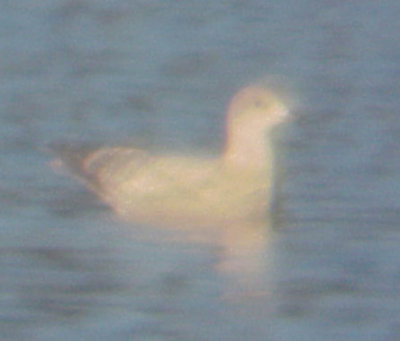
[1,0,400,340]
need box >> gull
[51,85,290,227]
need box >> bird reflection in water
[51,81,291,300]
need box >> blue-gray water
[1,1,400,340]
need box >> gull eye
[254,99,269,109]
[253,99,263,107]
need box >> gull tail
[48,142,101,190]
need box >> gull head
[227,86,290,131]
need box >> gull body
[52,85,289,227]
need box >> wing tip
[48,142,99,184]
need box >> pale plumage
[52,85,289,226]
